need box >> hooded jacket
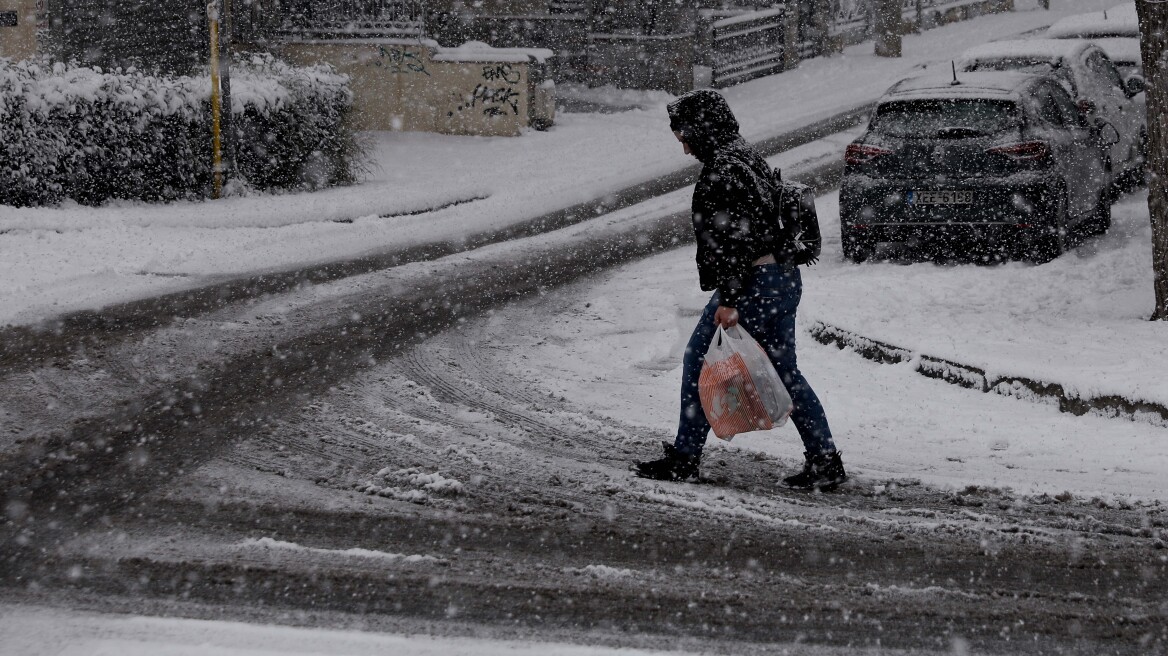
[667,90,778,308]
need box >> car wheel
[841,228,875,263]
[1026,192,1068,264]
[1087,190,1111,236]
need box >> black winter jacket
[668,90,778,308]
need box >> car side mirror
[1072,103,1092,128]
[1124,75,1146,97]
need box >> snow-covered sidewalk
[0,0,1119,327]
[497,190,1168,501]
[804,191,1168,422]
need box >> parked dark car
[840,71,1112,263]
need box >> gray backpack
[772,168,822,266]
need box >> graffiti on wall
[481,63,522,84]
[455,85,521,116]
[374,46,430,75]
[448,63,524,119]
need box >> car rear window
[871,99,1020,138]
[964,57,1059,74]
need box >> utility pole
[1135,0,1168,319]
[874,0,902,58]
[220,0,235,180]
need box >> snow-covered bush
[229,54,362,192]
[0,54,360,207]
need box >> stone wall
[427,13,588,81]
[828,0,1014,51]
[918,0,1014,30]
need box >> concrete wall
[433,56,532,137]
[0,0,36,61]
[279,39,554,137]
[918,0,1014,31]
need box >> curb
[809,321,1168,428]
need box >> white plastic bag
[698,325,793,439]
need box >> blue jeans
[675,264,836,458]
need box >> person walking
[633,89,847,491]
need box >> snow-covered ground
[0,606,706,656]
[0,0,1120,327]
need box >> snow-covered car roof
[879,71,1038,103]
[958,39,1098,68]
[1045,4,1139,39]
[1087,37,1142,67]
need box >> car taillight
[845,144,893,165]
[986,141,1051,161]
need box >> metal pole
[209,1,223,200]
[220,0,235,179]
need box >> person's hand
[714,306,739,328]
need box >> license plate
[909,190,974,205]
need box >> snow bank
[240,536,444,563]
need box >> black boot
[633,442,700,482]
[782,451,847,491]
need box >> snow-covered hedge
[0,54,360,207]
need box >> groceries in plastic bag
[698,325,792,440]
